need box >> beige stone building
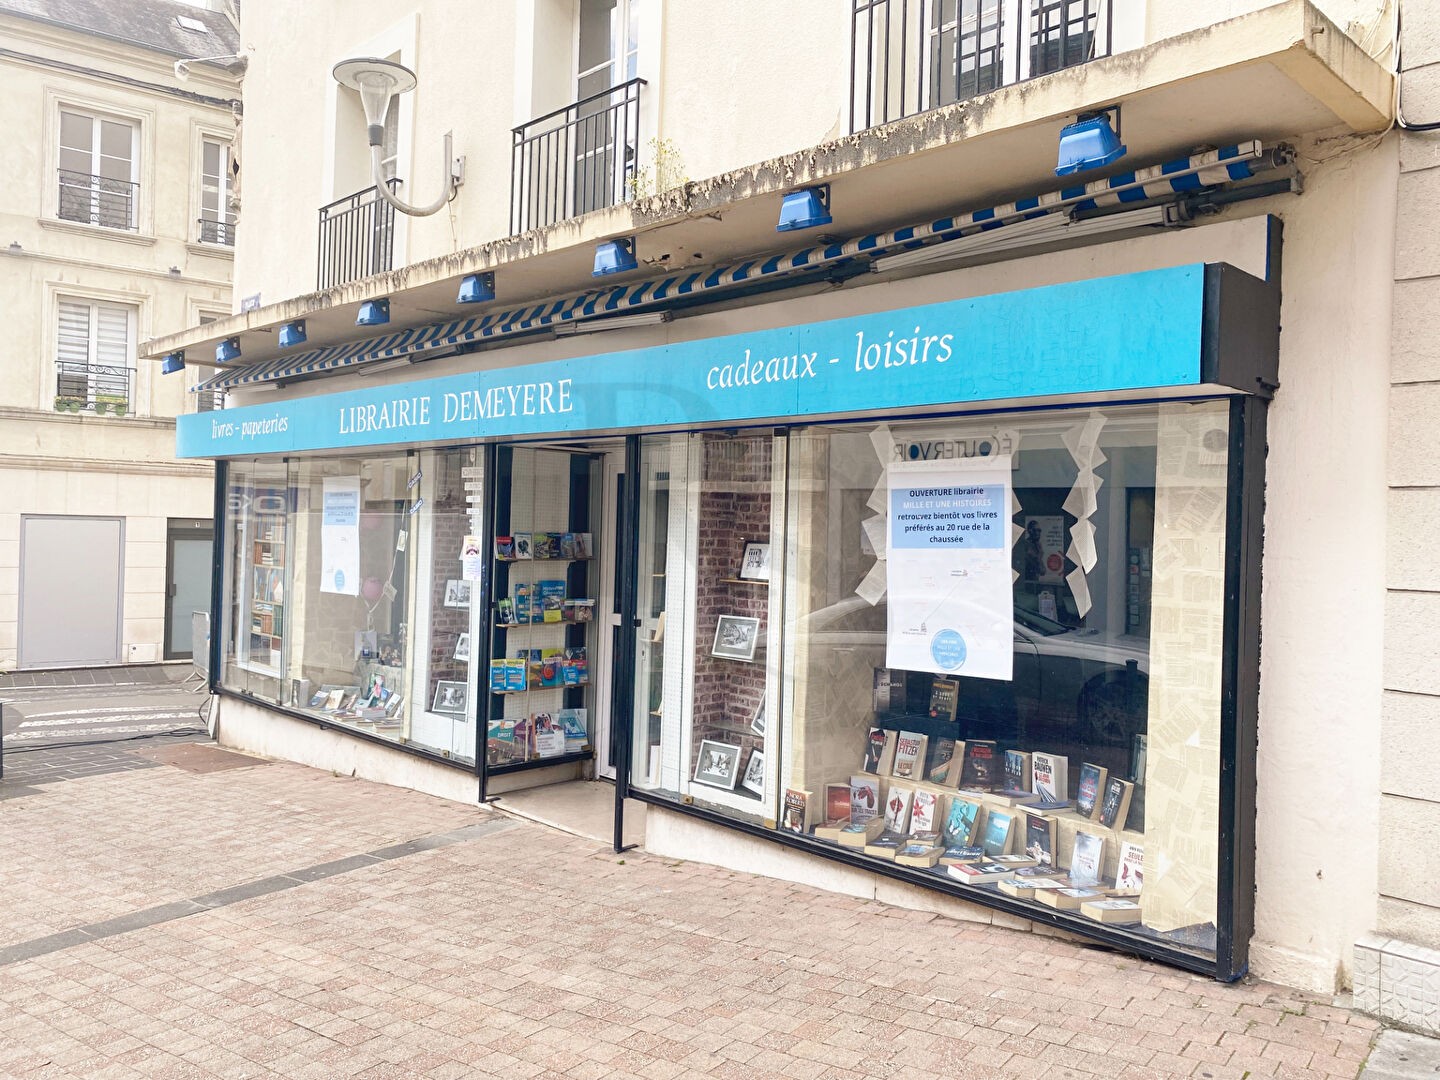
[0,0,238,669]
[145,0,1440,1026]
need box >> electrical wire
[1,728,210,754]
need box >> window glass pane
[277,455,416,741]
[221,461,293,703]
[629,432,780,820]
[59,111,91,154]
[99,119,132,169]
[775,401,1230,961]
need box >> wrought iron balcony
[851,0,1113,131]
[57,169,138,231]
[198,216,236,246]
[54,361,134,415]
[511,77,644,235]
[316,178,402,290]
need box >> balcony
[57,169,138,231]
[851,0,1112,131]
[54,361,133,415]
[316,179,401,290]
[198,216,237,246]
[511,77,645,235]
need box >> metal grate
[316,179,402,290]
[57,169,138,231]
[198,217,236,246]
[511,77,645,235]
[54,361,133,413]
[851,0,1111,131]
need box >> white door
[592,453,625,779]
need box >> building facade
[143,0,1438,1023]
[0,0,239,670]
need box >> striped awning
[196,141,1278,393]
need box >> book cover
[895,842,943,867]
[1002,749,1032,793]
[998,877,1069,899]
[1075,762,1109,821]
[863,835,904,859]
[1080,898,1143,924]
[925,738,960,787]
[1069,831,1105,887]
[959,740,999,791]
[872,668,903,715]
[946,861,1015,885]
[538,580,567,623]
[496,597,516,624]
[495,535,516,560]
[513,582,532,623]
[537,648,565,688]
[1024,813,1058,871]
[557,708,589,742]
[990,853,1039,870]
[938,844,985,866]
[942,796,982,847]
[489,659,507,692]
[910,789,939,835]
[532,532,560,559]
[503,657,528,692]
[512,532,533,559]
[1035,886,1110,910]
[824,783,851,823]
[1098,777,1136,830]
[836,818,885,846]
[850,774,882,824]
[782,788,813,834]
[883,785,913,834]
[563,598,595,622]
[559,532,579,559]
[1115,841,1144,894]
[891,731,927,781]
[575,532,593,558]
[981,810,1014,856]
[1031,751,1069,804]
[928,677,959,722]
[862,727,897,775]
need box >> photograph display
[711,615,760,662]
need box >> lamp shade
[215,337,241,363]
[161,351,185,375]
[457,272,495,303]
[278,320,307,348]
[593,237,637,277]
[1055,114,1127,176]
[356,298,391,326]
[776,186,832,232]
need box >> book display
[246,526,286,675]
[485,448,596,769]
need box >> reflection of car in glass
[797,596,1148,776]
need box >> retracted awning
[196,141,1279,393]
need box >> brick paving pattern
[0,748,1380,1079]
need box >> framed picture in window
[737,540,771,582]
[711,614,760,662]
[693,740,742,790]
[432,680,468,715]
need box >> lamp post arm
[370,132,461,217]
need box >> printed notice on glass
[886,457,1014,680]
[321,476,360,595]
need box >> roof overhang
[142,0,1390,370]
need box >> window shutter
[57,300,92,366]
[95,303,131,367]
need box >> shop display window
[218,449,483,763]
[629,432,783,819]
[630,401,1232,962]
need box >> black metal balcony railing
[316,178,402,290]
[58,169,138,231]
[511,77,644,235]
[198,216,236,246]
[851,0,1112,131]
[194,387,227,412]
[54,361,133,414]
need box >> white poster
[321,476,360,595]
[886,457,1014,680]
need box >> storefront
[179,222,1279,980]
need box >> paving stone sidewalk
[0,745,1384,1079]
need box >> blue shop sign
[177,264,1215,459]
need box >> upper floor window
[55,298,136,415]
[199,137,236,245]
[58,110,139,231]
